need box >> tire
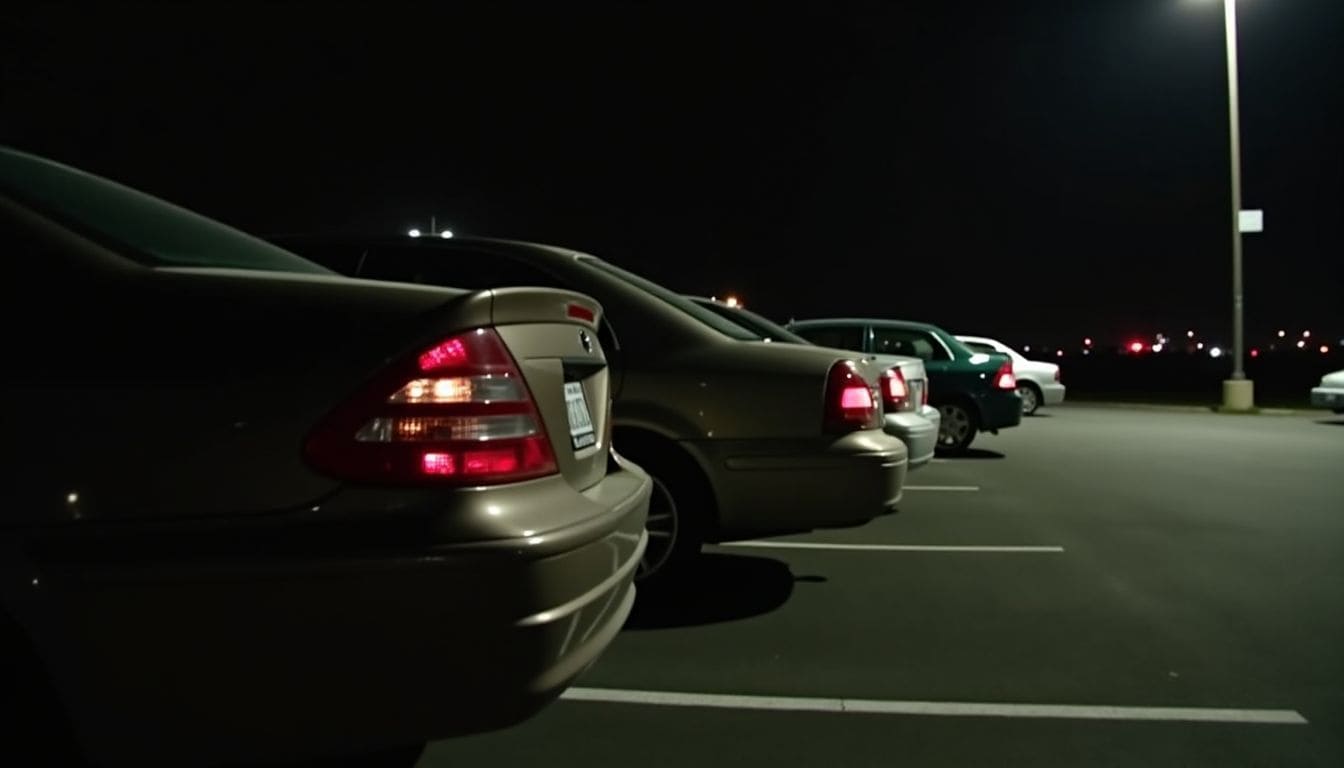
[615,437,711,588]
[1016,382,1042,416]
[935,401,978,455]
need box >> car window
[0,148,331,274]
[579,257,758,341]
[790,325,865,352]
[692,300,811,344]
[872,327,948,361]
[962,340,998,355]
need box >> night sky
[3,1,1341,347]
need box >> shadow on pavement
[1316,418,1344,427]
[624,553,794,630]
[946,447,1005,460]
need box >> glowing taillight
[994,360,1017,390]
[1054,368,1061,382]
[880,367,910,412]
[824,360,881,433]
[305,328,558,485]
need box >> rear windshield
[0,147,331,274]
[579,257,759,341]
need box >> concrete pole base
[1222,379,1255,411]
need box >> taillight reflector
[994,360,1017,390]
[306,328,558,485]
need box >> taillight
[305,328,558,485]
[994,359,1017,390]
[1054,367,1061,383]
[921,378,930,406]
[880,367,910,412]
[824,360,881,433]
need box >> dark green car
[786,318,1022,454]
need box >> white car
[1311,369,1344,413]
[955,335,1065,416]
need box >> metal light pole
[1220,0,1254,410]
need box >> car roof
[789,317,946,333]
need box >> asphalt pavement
[418,404,1344,767]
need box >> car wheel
[936,402,978,455]
[617,441,710,587]
[1016,382,1041,416]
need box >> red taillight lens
[824,360,881,433]
[305,328,558,485]
[1054,367,1061,383]
[994,360,1017,390]
[880,367,910,412]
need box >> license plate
[564,381,597,450]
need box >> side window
[872,327,948,361]
[791,325,865,352]
[962,341,997,355]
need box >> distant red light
[1250,348,1259,358]
[1128,341,1144,354]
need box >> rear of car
[688,295,940,469]
[786,318,1021,454]
[271,234,909,584]
[956,334,1066,414]
[0,146,650,767]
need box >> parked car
[687,296,941,469]
[786,318,1022,454]
[270,234,910,585]
[0,146,651,768]
[1311,369,1344,413]
[955,334,1065,415]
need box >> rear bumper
[20,468,651,767]
[1040,382,1067,406]
[694,429,908,537]
[978,390,1024,431]
[884,409,939,469]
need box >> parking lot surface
[420,405,1344,767]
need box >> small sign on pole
[1238,209,1264,233]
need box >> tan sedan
[271,234,911,585]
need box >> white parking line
[904,484,980,491]
[561,688,1308,725]
[718,541,1063,553]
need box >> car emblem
[579,330,593,353]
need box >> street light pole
[1221,0,1254,410]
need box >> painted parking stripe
[718,541,1063,553]
[905,484,980,491]
[561,688,1307,725]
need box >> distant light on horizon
[440,229,454,239]
[408,228,421,238]
[1302,330,1311,338]
[1128,341,1144,353]
[1055,350,1063,358]
[1187,330,1195,338]
[1083,337,1093,346]
[1250,348,1259,358]
[1296,340,1307,349]
[1151,343,1164,353]
[1277,330,1287,338]
[1209,346,1223,358]
[1196,342,1205,350]
[1321,345,1330,354]
[724,295,741,308]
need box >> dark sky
[3,1,1341,346]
